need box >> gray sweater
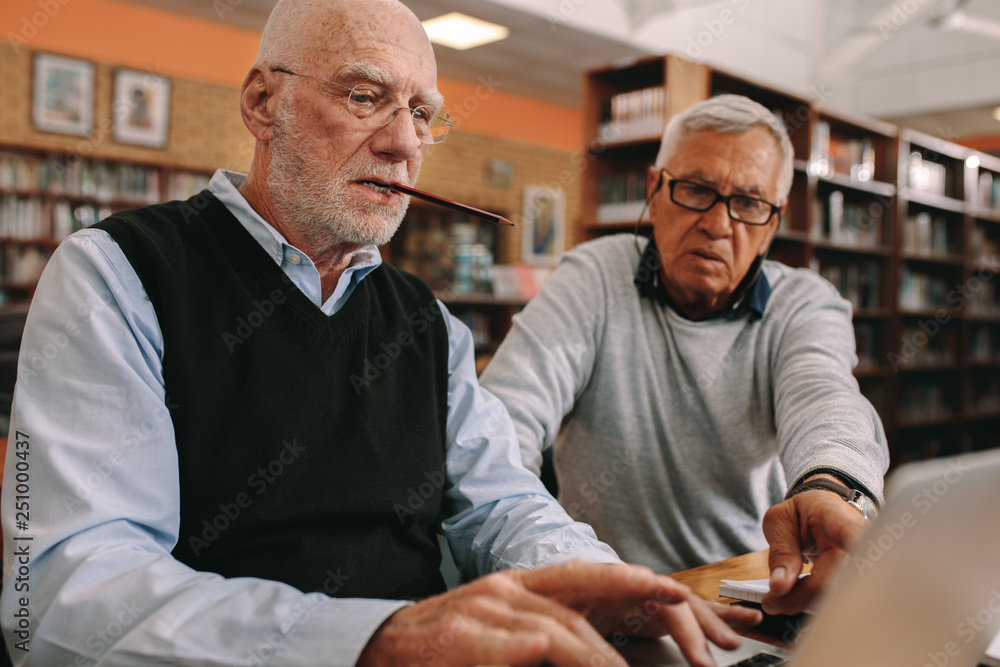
[480,234,889,573]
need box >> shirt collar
[634,237,770,321]
[207,169,383,273]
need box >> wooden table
[671,550,811,648]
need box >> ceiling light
[967,155,980,169]
[422,13,509,50]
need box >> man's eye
[350,88,381,106]
[411,106,432,122]
[734,197,765,212]
[682,183,713,198]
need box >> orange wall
[1,0,582,151]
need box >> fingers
[762,501,804,597]
[760,568,823,615]
[651,600,717,667]
[516,559,688,607]
[708,599,764,630]
[469,587,626,667]
[359,572,631,667]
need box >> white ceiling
[122,0,1000,142]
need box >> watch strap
[785,478,853,502]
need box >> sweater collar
[634,237,770,322]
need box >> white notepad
[719,574,810,603]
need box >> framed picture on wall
[112,69,171,148]
[31,53,95,136]
[521,185,565,265]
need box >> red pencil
[389,183,514,226]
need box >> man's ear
[241,66,278,142]
[647,168,664,214]
[763,202,787,249]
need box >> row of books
[450,307,493,350]
[599,86,667,142]
[896,324,956,367]
[596,169,648,223]
[0,151,207,204]
[813,259,880,309]
[812,190,883,247]
[813,122,876,182]
[854,321,880,369]
[970,225,1000,264]
[898,381,953,422]
[901,211,953,256]
[971,324,1000,361]
[974,171,1000,211]
[907,152,949,197]
[899,267,949,311]
[166,171,211,201]
[2,246,50,284]
[968,281,1000,317]
[0,196,109,241]
[969,374,1000,413]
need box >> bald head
[257,0,435,77]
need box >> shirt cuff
[276,597,410,667]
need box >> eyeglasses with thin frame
[271,67,453,144]
[661,170,780,225]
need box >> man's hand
[761,480,870,615]
[356,559,762,667]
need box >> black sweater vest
[95,191,450,600]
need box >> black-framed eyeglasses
[662,170,780,225]
[271,67,453,144]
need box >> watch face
[849,492,878,520]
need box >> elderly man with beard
[0,1,762,666]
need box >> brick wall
[1,43,583,258]
[0,43,252,172]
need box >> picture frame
[32,53,95,136]
[112,69,171,148]
[521,185,565,265]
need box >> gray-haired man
[481,94,890,616]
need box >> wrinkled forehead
[302,2,437,88]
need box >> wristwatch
[786,478,879,521]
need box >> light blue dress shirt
[0,171,618,666]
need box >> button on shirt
[0,170,618,667]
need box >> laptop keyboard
[732,652,786,666]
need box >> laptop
[618,447,1000,666]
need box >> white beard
[267,106,413,248]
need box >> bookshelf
[383,202,529,372]
[579,56,1000,466]
[0,144,210,306]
